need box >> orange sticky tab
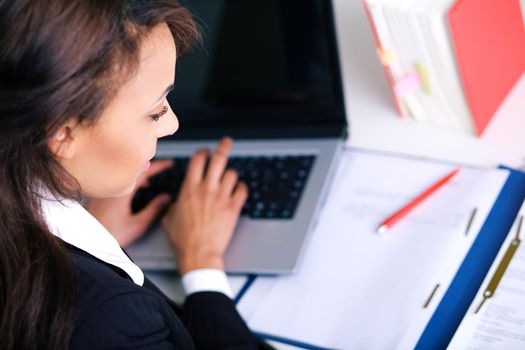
[376,47,395,66]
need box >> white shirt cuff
[181,268,233,299]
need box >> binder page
[448,201,525,350]
[237,150,508,350]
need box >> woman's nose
[157,104,179,138]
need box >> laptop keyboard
[131,155,316,219]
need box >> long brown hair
[0,1,198,348]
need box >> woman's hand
[84,160,173,247]
[162,138,248,274]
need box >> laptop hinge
[167,121,348,141]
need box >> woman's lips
[143,160,151,171]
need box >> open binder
[416,167,525,349]
[236,159,525,349]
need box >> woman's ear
[48,120,80,160]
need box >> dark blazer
[64,243,271,350]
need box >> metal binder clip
[464,207,478,236]
[475,215,523,313]
[423,283,440,308]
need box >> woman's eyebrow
[151,84,174,107]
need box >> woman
[0,0,269,349]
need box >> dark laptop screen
[170,0,346,138]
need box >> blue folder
[416,167,525,349]
[237,167,525,350]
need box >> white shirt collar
[41,196,144,286]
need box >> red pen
[377,167,461,235]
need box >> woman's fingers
[160,137,252,274]
[135,194,171,226]
[232,182,249,210]
[184,148,209,188]
[219,170,249,209]
[219,169,238,198]
[184,137,239,195]
[205,137,233,187]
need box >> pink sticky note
[394,71,421,98]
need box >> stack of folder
[363,0,525,135]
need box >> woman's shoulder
[66,245,159,316]
[66,243,141,298]
[64,244,194,349]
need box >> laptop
[126,0,348,274]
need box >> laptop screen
[170,0,346,138]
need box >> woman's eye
[150,105,168,122]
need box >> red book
[448,0,525,135]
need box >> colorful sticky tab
[415,62,432,94]
[399,99,409,117]
[376,47,395,66]
[394,71,421,98]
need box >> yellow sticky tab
[398,98,409,117]
[402,100,411,118]
[415,62,431,94]
[376,47,395,66]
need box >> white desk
[149,1,525,349]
